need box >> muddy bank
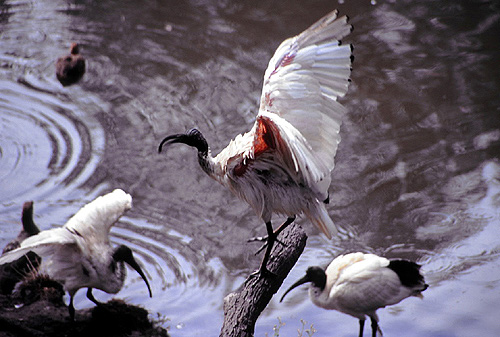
[0,273,169,337]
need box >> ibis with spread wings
[0,189,152,320]
[159,10,353,276]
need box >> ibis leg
[256,221,276,277]
[249,216,296,255]
[359,319,365,337]
[273,216,296,237]
[68,295,75,321]
[256,216,296,276]
[370,317,379,337]
[86,288,100,306]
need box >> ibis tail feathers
[304,200,336,239]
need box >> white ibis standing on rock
[0,189,152,320]
[159,10,353,276]
[280,252,428,337]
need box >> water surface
[1,0,499,336]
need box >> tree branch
[220,223,307,337]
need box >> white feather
[282,253,427,336]
[0,189,132,295]
[204,11,353,239]
[258,12,352,184]
[314,253,426,319]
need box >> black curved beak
[158,129,208,155]
[113,245,153,298]
[158,133,189,153]
[280,274,311,302]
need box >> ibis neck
[198,150,216,177]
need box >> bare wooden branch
[220,223,307,337]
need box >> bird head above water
[69,42,80,55]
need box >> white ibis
[56,42,86,86]
[280,252,428,337]
[159,10,353,276]
[0,189,152,320]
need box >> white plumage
[281,252,428,337]
[159,10,352,275]
[0,189,152,319]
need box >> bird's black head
[112,245,153,298]
[158,128,209,156]
[280,266,326,302]
[305,266,327,289]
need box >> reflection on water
[1,0,499,336]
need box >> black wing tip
[388,259,426,288]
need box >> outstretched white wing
[64,188,132,244]
[0,227,75,264]
[253,10,352,198]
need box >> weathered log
[220,223,307,337]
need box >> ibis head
[112,245,152,298]
[159,128,215,175]
[280,266,326,302]
[158,128,208,156]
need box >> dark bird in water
[280,253,429,337]
[0,189,152,320]
[0,201,41,295]
[159,10,353,277]
[56,42,86,86]
[2,201,40,254]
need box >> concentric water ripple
[0,79,104,216]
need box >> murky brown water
[1,0,499,336]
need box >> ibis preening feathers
[280,252,428,337]
[159,10,353,276]
[0,189,152,320]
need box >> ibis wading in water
[0,189,152,320]
[159,10,353,276]
[280,252,428,337]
